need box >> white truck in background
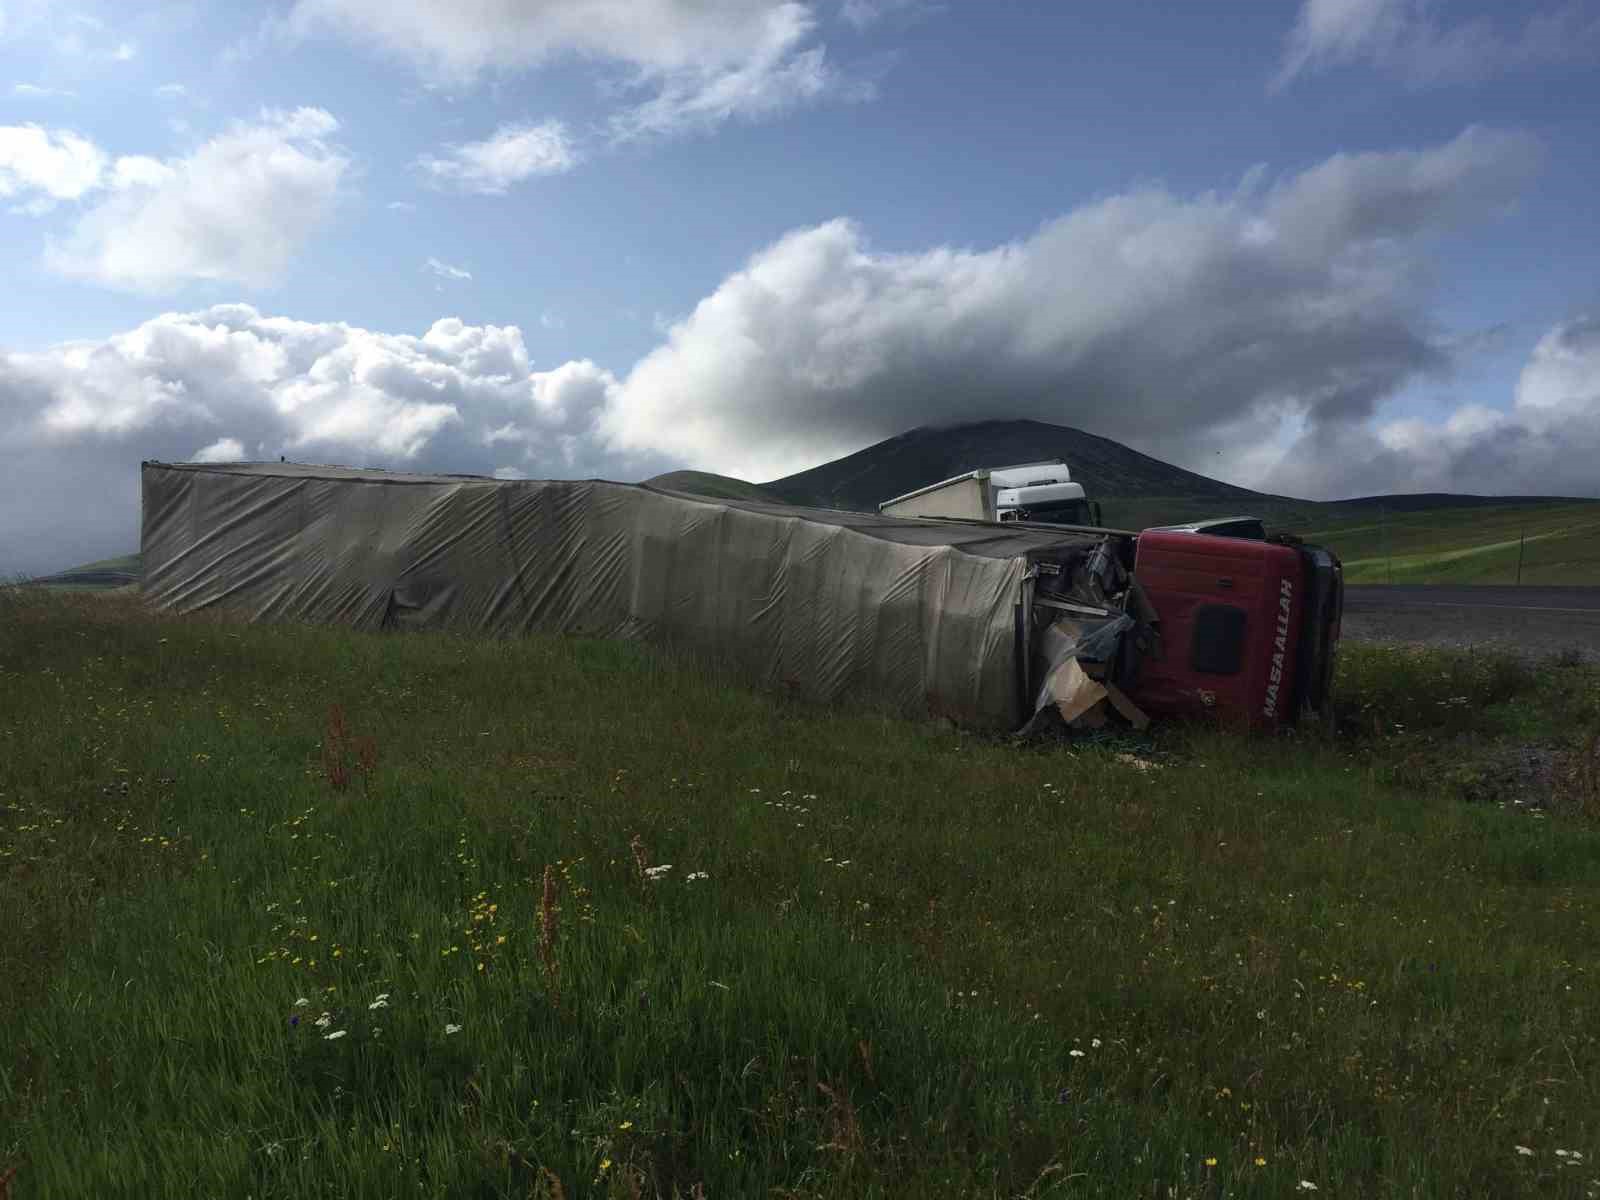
[878,460,1101,526]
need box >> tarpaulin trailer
[138,461,1341,733]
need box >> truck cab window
[1191,604,1247,675]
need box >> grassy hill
[4,586,1599,1196]
[644,470,784,504]
[1304,501,1600,584]
[20,552,141,591]
[762,419,1286,514]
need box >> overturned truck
[139,461,1343,733]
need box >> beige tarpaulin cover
[140,462,1112,730]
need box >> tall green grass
[3,589,1600,1197]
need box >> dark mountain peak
[763,419,1276,513]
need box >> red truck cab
[1128,530,1343,728]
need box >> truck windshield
[1004,499,1092,525]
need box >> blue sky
[2,0,1599,575]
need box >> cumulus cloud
[1275,0,1600,89]
[192,436,245,463]
[415,121,576,193]
[43,108,349,292]
[0,123,105,211]
[600,125,1544,481]
[292,0,858,136]
[1259,316,1600,499]
[4,125,1592,577]
[0,305,665,576]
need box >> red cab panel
[1129,530,1305,728]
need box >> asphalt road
[1342,584,1600,660]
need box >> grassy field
[4,590,1600,1198]
[1301,503,1600,585]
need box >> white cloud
[154,82,188,99]
[607,5,844,141]
[415,121,576,194]
[1515,316,1600,417]
[1259,316,1600,499]
[600,126,1544,482]
[293,0,812,78]
[0,304,668,574]
[11,82,76,98]
[1275,0,1600,89]
[44,107,349,293]
[387,199,416,212]
[0,123,106,211]
[193,436,246,463]
[3,127,1590,578]
[109,155,174,189]
[1258,125,1543,260]
[292,0,859,136]
[424,256,471,282]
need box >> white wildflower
[444,1022,463,1035]
[685,871,709,881]
[1091,1038,1102,1048]
[1069,1049,1085,1058]
[1296,1183,1318,1192]
[314,1013,332,1029]
[368,997,390,1010]
[1516,1146,1535,1156]
[644,864,673,881]
[323,1029,347,1040]
[293,997,309,1007]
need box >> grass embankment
[3,590,1600,1198]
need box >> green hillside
[23,552,141,591]
[1303,501,1600,584]
[764,419,1280,512]
[643,470,784,503]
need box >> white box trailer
[878,461,1096,526]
